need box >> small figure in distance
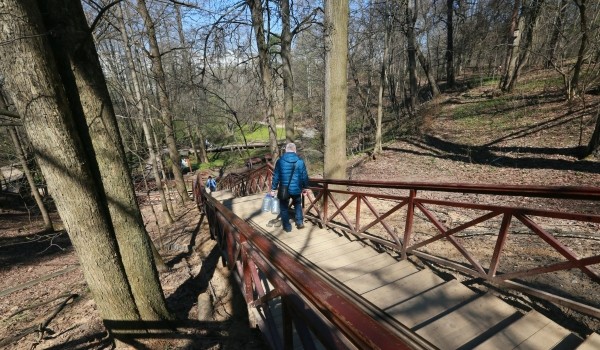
[206,175,217,194]
[270,143,309,232]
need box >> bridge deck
[215,191,598,350]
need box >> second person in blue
[271,143,309,232]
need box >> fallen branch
[0,294,78,348]
[0,265,79,298]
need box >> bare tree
[137,0,190,203]
[116,2,174,224]
[247,0,280,159]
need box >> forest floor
[1,72,600,349]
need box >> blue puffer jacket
[272,152,309,195]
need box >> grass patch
[451,97,511,120]
[516,76,563,92]
[236,124,285,142]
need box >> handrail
[304,178,600,319]
[193,173,431,349]
[215,169,600,320]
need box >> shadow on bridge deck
[212,190,599,350]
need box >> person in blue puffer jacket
[271,143,309,232]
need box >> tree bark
[281,0,295,142]
[0,0,143,335]
[9,126,54,231]
[247,0,279,160]
[196,125,209,163]
[1,91,53,231]
[406,0,419,113]
[324,0,348,181]
[506,0,544,92]
[584,111,600,158]
[500,0,522,91]
[38,0,172,321]
[546,0,566,68]
[416,46,441,98]
[137,0,189,202]
[570,0,587,99]
[446,0,455,88]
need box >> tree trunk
[546,0,566,68]
[570,0,588,99]
[9,126,54,231]
[500,0,522,91]
[0,0,143,335]
[416,46,441,98]
[406,0,418,113]
[137,0,189,202]
[324,0,348,181]
[1,92,53,231]
[196,125,209,163]
[507,0,544,92]
[247,0,279,160]
[38,0,172,321]
[186,121,198,163]
[117,3,174,224]
[281,0,295,142]
[446,0,455,88]
[584,111,600,158]
[376,17,391,154]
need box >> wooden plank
[385,279,476,328]
[417,293,517,350]
[473,311,555,350]
[577,333,600,350]
[304,242,366,263]
[299,240,359,260]
[282,231,343,246]
[362,269,444,309]
[329,253,399,282]
[315,247,381,271]
[344,261,419,295]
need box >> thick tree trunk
[281,0,295,142]
[0,0,143,334]
[500,0,522,91]
[247,0,279,160]
[38,0,172,321]
[507,0,544,92]
[137,0,189,202]
[324,0,348,181]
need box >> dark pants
[279,193,303,231]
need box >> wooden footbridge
[193,164,600,349]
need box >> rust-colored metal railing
[192,172,432,350]
[303,179,600,319]
[214,167,600,320]
[218,164,273,197]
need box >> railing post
[402,189,416,260]
[323,183,329,225]
[355,194,361,233]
